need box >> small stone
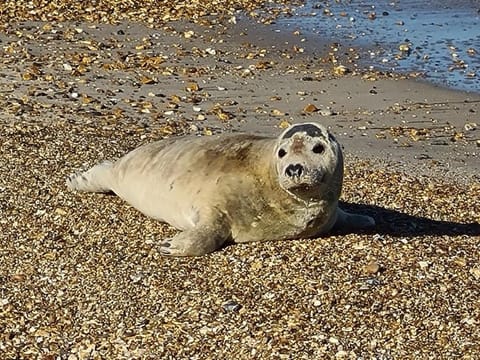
[55,208,67,216]
[186,82,200,92]
[301,76,314,81]
[467,48,477,55]
[464,122,477,131]
[35,209,46,216]
[470,268,480,279]
[130,274,142,283]
[329,337,339,345]
[430,139,449,146]
[373,234,385,241]
[184,30,195,39]
[303,103,318,113]
[205,47,216,55]
[222,300,242,312]
[11,274,26,282]
[363,261,380,274]
[319,109,334,116]
[416,154,432,160]
[333,65,349,75]
[365,278,382,286]
[453,257,467,267]
[279,120,291,129]
[418,261,430,269]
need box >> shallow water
[276,0,480,93]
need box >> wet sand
[1,4,479,359]
[277,0,480,93]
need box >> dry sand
[1,4,479,360]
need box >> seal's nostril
[285,164,304,177]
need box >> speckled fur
[67,122,374,256]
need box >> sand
[1,5,479,359]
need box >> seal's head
[274,122,343,199]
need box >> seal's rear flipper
[66,161,114,193]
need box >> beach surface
[1,2,479,359]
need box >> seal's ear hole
[278,148,287,158]
[312,144,325,154]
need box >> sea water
[276,0,480,93]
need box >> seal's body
[67,123,374,256]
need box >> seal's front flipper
[160,216,231,256]
[333,207,375,232]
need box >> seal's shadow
[336,201,480,237]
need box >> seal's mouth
[283,171,326,197]
[288,172,325,186]
[290,183,314,191]
[286,182,322,199]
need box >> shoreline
[274,0,480,94]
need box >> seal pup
[67,122,374,256]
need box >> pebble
[329,337,339,345]
[319,109,334,116]
[363,261,380,274]
[222,300,242,312]
[464,122,477,131]
[418,261,430,269]
[430,139,449,146]
[303,103,318,113]
[470,268,480,279]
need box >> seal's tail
[66,161,114,193]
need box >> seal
[67,122,375,256]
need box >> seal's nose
[285,163,304,178]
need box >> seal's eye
[312,144,325,154]
[278,148,287,158]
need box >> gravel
[1,1,479,358]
